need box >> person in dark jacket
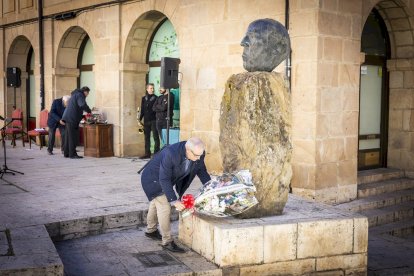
[139,83,159,159]
[62,86,91,159]
[153,87,174,144]
[47,95,70,155]
[141,137,211,253]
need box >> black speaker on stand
[7,67,21,107]
[160,58,180,145]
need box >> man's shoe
[70,155,83,159]
[145,230,162,241]
[47,150,53,155]
[162,241,186,253]
[139,154,151,159]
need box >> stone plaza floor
[0,143,413,275]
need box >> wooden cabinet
[83,124,114,157]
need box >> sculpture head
[241,19,290,72]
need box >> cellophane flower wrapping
[191,170,258,217]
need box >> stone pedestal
[179,194,368,275]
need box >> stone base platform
[179,194,368,275]
[0,225,63,275]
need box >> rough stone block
[59,218,92,235]
[214,224,263,266]
[178,215,194,247]
[263,223,297,262]
[103,212,139,229]
[191,216,215,261]
[316,253,367,271]
[353,217,368,253]
[297,219,354,258]
[239,259,315,276]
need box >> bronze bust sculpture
[241,18,290,72]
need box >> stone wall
[388,58,414,173]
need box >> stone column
[289,1,361,203]
[387,58,414,173]
[119,62,148,156]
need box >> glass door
[358,63,385,169]
[358,10,389,170]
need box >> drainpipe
[285,0,291,91]
[38,0,45,110]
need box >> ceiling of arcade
[123,10,166,64]
[56,26,87,68]
[7,36,32,68]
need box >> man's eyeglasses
[190,149,202,157]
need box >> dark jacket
[153,93,174,124]
[141,141,211,202]
[62,89,91,124]
[139,93,157,123]
[47,98,65,128]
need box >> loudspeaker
[7,67,21,87]
[160,57,180,89]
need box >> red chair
[4,108,25,147]
[27,109,49,149]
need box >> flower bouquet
[182,170,258,218]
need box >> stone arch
[54,26,91,97]
[363,0,414,59]
[6,35,34,126]
[361,0,414,171]
[120,10,170,156]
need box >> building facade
[1,0,413,204]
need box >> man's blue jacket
[141,141,211,202]
[47,98,65,128]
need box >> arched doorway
[78,36,95,108]
[55,26,93,98]
[6,36,35,131]
[358,9,390,170]
[147,19,180,129]
[122,11,179,156]
[55,26,94,146]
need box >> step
[336,188,414,212]
[360,201,414,227]
[357,168,404,185]
[358,178,414,198]
[370,219,414,238]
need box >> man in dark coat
[47,95,70,155]
[153,87,174,144]
[141,137,211,253]
[139,83,159,159]
[62,86,91,159]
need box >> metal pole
[285,0,291,92]
[166,89,170,145]
[38,0,45,110]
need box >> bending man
[140,137,211,253]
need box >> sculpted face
[241,19,290,72]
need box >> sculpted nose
[240,36,250,47]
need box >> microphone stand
[166,89,170,146]
[0,119,24,178]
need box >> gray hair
[62,95,71,102]
[185,137,206,152]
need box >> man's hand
[174,201,185,211]
[59,119,65,125]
